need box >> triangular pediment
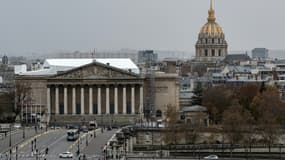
[51,62,139,79]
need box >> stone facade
[16,62,144,125]
[153,72,180,119]
[16,61,180,125]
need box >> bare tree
[164,104,180,145]
[203,86,234,124]
[251,87,284,152]
[222,104,246,157]
[235,83,259,111]
[9,81,32,117]
[242,110,256,153]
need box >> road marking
[39,133,66,153]
[11,129,62,154]
[67,129,100,152]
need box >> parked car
[59,151,73,158]
[204,155,219,160]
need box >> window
[127,104,131,114]
[218,50,222,56]
[156,110,162,117]
[212,49,215,56]
[93,104,98,114]
[205,39,208,44]
[59,104,64,114]
[212,38,215,44]
[205,49,208,56]
[110,104,115,114]
[76,104,81,114]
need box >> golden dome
[200,22,224,35]
[199,0,224,35]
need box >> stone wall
[51,114,141,126]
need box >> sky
[0,0,284,55]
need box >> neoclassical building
[16,58,179,125]
[195,0,228,62]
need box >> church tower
[195,0,228,62]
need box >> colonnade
[47,84,143,116]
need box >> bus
[66,129,79,141]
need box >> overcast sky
[0,0,284,55]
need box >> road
[0,127,44,153]
[13,129,69,160]
[1,128,117,160]
[82,129,118,159]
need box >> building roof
[222,65,251,74]
[20,58,139,76]
[224,54,251,64]
[182,105,207,112]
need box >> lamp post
[45,121,48,132]
[160,131,162,158]
[22,125,25,139]
[8,124,12,160]
[77,138,80,155]
[16,146,18,160]
[86,133,88,146]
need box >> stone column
[123,86,127,114]
[89,86,93,115]
[46,87,51,123]
[81,87,85,115]
[139,86,144,114]
[114,86,118,114]
[97,86,101,115]
[72,87,76,115]
[64,86,68,115]
[131,86,135,114]
[106,86,110,114]
[55,86,59,114]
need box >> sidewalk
[82,129,117,156]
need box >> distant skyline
[0,0,284,55]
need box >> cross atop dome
[195,0,228,62]
[208,0,216,22]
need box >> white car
[59,152,73,158]
[204,155,219,160]
[13,123,21,129]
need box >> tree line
[164,82,285,153]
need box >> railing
[134,143,285,151]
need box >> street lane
[82,129,118,159]
[14,129,67,159]
[17,129,83,160]
[0,127,43,153]
[3,128,118,160]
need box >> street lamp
[9,124,12,147]
[77,138,80,155]
[22,125,25,139]
[45,121,48,132]
[16,146,18,160]
[86,133,88,146]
